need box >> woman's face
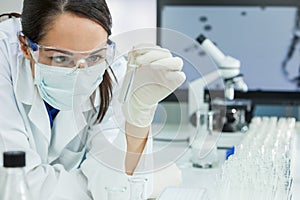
[24,12,108,73]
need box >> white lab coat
[0,18,154,200]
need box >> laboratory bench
[152,121,300,200]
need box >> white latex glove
[119,44,186,127]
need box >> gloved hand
[119,44,186,127]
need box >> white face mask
[34,62,108,111]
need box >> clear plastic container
[0,151,33,200]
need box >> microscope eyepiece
[197,34,206,44]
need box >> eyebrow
[90,47,107,55]
[43,48,74,56]
[41,46,107,56]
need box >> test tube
[216,116,295,200]
[119,49,138,103]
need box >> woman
[0,0,185,199]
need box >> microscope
[189,34,251,133]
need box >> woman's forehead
[39,13,108,51]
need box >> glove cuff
[122,96,157,128]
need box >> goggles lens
[27,38,115,68]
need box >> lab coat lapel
[48,108,87,162]
[15,56,52,146]
[27,94,52,144]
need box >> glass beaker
[128,177,147,200]
[190,110,219,168]
[191,131,219,168]
[105,186,127,200]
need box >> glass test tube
[105,186,127,200]
[128,177,147,200]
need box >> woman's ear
[18,35,32,59]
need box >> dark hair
[21,0,115,123]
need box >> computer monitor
[157,0,300,105]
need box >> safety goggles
[24,35,115,69]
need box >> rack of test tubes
[215,116,296,200]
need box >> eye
[50,56,72,65]
[86,54,105,65]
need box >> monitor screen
[157,0,300,104]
